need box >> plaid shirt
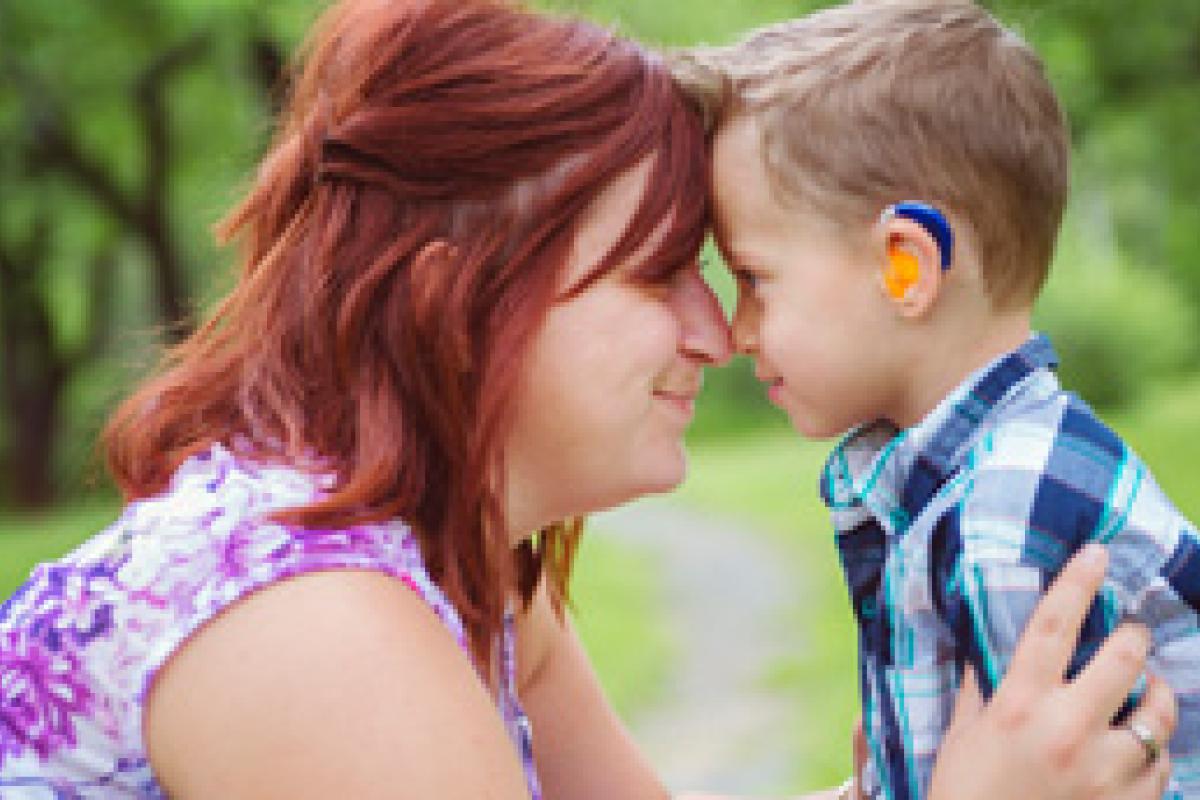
[822,334,1199,800]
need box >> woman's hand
[929,544,1177,800]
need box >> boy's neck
[887,311,1033,431]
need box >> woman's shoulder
[111,442,447,617]
[127,447,532,798]
[144,563,531,799]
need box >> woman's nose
[672,271,732,366]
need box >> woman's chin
[588,451,688,513]
[632,446,689,496]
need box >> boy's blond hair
[674,0,1069,308]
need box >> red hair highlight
[103,0,708,668]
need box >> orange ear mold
[884,246,920,299]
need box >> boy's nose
[673,270,732,366]
[731,300,759,355]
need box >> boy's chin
[786,410,856,442]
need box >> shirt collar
[820,334,1059,535]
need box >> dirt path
[594,495,811,796]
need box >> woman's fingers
[851,716,867,800]
[1141,752,1173,800]
[1006,544,1110,689]
[1069,622,1151,725]
[1140,673,1180,743]
[1117,751,1173,800]
[928,545,1182,800]
[1073,674,1177,793]
[1112,675,1178,781]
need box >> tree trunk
[0,254,65,509]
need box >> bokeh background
[2,0,1198,794]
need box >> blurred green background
[1,0,1198,794]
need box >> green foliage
[991,0,1200,325]
[1035,234,1198,410]
[535,0,822,47]
[0,0,302,503]
[1113,375,1200,522]
[3,0,1198,501]
[571,532,676,717]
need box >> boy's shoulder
[969,386,1127,496]
[958,386,1186,574]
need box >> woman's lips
[653,390,696,419]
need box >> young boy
[674,2,1199,798]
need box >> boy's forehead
[710,114,763,177]
[709,118,773,230]
[709,117,815,263]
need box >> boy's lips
[754,366,780,384]
[760,376,786,405]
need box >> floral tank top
[0,443,541,798]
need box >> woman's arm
[145,570,533,799]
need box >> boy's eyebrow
[722,244,763,270]
[710,224,767,271]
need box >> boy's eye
[734,268,761,290]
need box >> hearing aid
[884,245,921,300]
[879,202,954,300]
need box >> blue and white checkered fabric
[822,334,1199,800]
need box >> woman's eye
[636,270,682,298]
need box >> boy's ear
[876,215,945,318]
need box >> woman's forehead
[563,158,659,285]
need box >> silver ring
[1126,719,1161,766]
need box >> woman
[0,0,1174,797]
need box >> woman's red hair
[103,0,708,668]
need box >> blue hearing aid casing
[882,202,954,271]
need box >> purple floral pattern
[0,443,540,798]
[0,629,94,765]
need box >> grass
[0,499,121,597]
